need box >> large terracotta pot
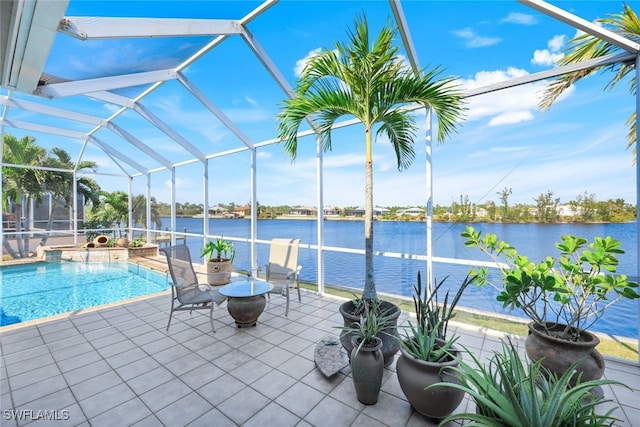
[350,336,384,405]
[339,300,400,367]
[525,322,604,384]
[396,342,464,419]
[206,259,232,285]
[93,234,109,246]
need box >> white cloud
[488,111,535,126]
[531,49,563,66]
[548,34,566,53]
[257,151,272,160]
[452,27,502,48]
[460,68,545,125]
[165,177,193,192]
[294,48,323,77]
[531,35,565,66]
[503,12,537,25]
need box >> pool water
[0,261,169,326]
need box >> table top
[219,280,273,298]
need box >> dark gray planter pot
[339,300,400,367]
[525,322,605,385]
[396,343,464,419]
[350,336,384,405]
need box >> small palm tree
[277,16,465,301]
[2,134,47,257]
[93,190,129,237]
[539,4,640,159]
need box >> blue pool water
[0,261,170,326]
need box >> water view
[163,217,639,339]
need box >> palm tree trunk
[2,238,18,259]
[38,196,60,247]
[14,202,26,258]
[363,128,377,301]
[22,197,33,258]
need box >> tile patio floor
[1,268,639,426]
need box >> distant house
[558,205,575,217]
[398,207,425,217]
[346,206,389,218]
[290,206,317,216]
[208,205,227,216]
[323,206,341,217]
[234,205,251,218]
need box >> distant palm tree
[539,4,640,159]
[2,134,47,257]
[131,194,162,230]
[277,16,465,300]
[91,191,129,238]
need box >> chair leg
[209,304,216,333]
[284,287,290,316]
[296,282,302,302]
[166,309,174,331]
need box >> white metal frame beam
[0,95,105,125]
[106,122,173,169]
[58,17,243,40]
[520,0,640,54]
[35,69,178,98]
[177,72,255,149]
[0,118,85,139]
[89,135,148,174]
[133,102,207,162]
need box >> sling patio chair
[160,245,228,332]
[257,238,302,316]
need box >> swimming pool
[0,261,169,326]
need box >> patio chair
[258,238,302,316]
[160,245,228,332]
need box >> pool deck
[1,256,639,426]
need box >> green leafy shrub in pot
[394,273,476,418]
[434,338,626,426]
[397,272,476,361]
[461,226,639,341]
[201,237,235,262]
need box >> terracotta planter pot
[339,300,400,367]
[116,237,129,248]
[93,235,109,246]
[525,322,604,384]
[207,259,232,285]
[350,336,384,405]
[396,343,464,419]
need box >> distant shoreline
[186,214,632,224]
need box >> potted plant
[276,16,465,362]
[339,297,400,367]
[129,236,145,248]
[127,236,158,258]
[461,226,639,382]
[337,300,395,405]
[395,272,475,419]
[435,338,625,426]
[201,237,235,285]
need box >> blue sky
[5,1,638,208]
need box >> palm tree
[539,4,639,159]
[90,191,129,238]
[2,134,47,257]
[39,147,100,246]
[277,16,465,301]
[131,194,162,231]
